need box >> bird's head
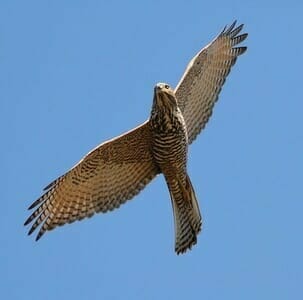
[153,83,177,109]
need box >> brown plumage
[25,21,247,254]
[150,83,201,253]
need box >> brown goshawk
[25,21,247,254]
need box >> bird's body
[150,83,201,253]
[25,21,248,254]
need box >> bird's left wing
[175,21,247,144]
[24,121,159,240]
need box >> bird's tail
[167,173,202,254]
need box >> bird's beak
[155,84,163,94]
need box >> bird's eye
[165,84,170,89]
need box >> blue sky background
[1,1,302,299]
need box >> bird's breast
[150,109,188,170]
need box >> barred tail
[167,173,202,254]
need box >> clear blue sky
[2,1,302,299]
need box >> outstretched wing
[24,121,159,240]
[175,21,248,144]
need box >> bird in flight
[25,21,247,254]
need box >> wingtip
[28,202,37,210]
[225,20,237,34]
[43,181,54,191]
[233,23,244,33]
[219,24,227,35]
[43,175,63,191]
[35,229,44,241]
[237,46,248,55]
[24,217,31,226]
[221,20,246,36]
[27,226,35,236]
[231,19,238,27]
[237,23,244,31]
[241,33,248,39]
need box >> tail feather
[167,174,202,254]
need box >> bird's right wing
[24,121,159,240]
[175,21,247,144]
